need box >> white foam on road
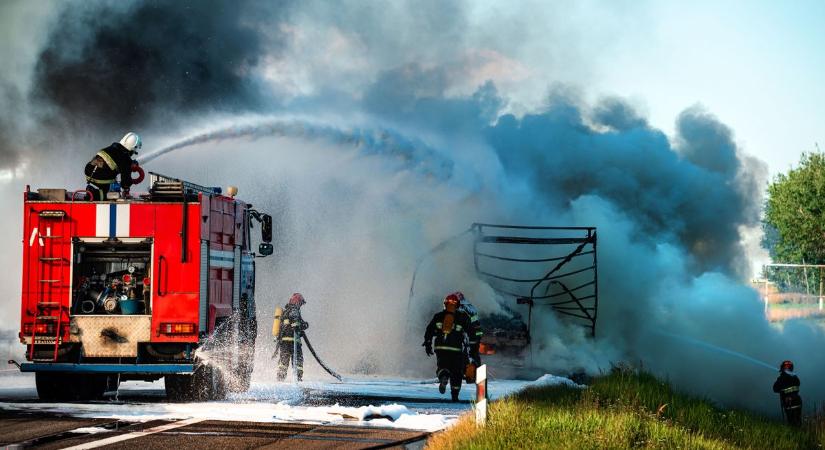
[0,373,581,431]
[68,427,114,434]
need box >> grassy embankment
[427,369,824,449]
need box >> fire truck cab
[17,173,273,401]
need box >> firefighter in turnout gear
[454,291,483,366]
[85,132,142,200]
[276,293,309,382]
[423,293,472,402]
[773,360,802,426]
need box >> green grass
[426,369,824,449]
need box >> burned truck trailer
[16,173,273,401]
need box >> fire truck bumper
[19,363,195,374]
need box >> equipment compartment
[71,239,152,316]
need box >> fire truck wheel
[35,372,73,401]
[165,374,195,402]
[76,375,108,400]
[193,364,226,401]
[166,365,226,401]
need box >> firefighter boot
[438,370,449,394]
[451,386,460,402]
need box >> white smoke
[0,0,822,420]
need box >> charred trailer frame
[472,223,599,339]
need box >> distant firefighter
[773,360,802,426]
[275,293,309,382]
[423,293,472,402]
[85,132,142,200]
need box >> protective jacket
[423,309,471,354]
[85,142,136,189]
[773,370,802,425]
[278,304,309,341]
[459,302,482,344]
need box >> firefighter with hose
[273,293,309,382]
[423,293,472,401]
[773,359,802,426]
[84,132,145,200]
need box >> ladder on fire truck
[27,207,72,362]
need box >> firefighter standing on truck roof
[276,293,309,382]
[454,291,483,366]
[84,132,142,200]
[423,293,472,402]
[773,360,802,426]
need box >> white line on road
[59,417,205,450]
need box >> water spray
[137,118,454,179]
[655,331,776,372]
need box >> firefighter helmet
[452,291,466,304]
[444,293,460,308]
[780,360,794,372]
[289,292,306,306]
[120,132,142,152]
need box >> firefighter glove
[423,341,433,356]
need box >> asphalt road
[0,374,456,449]
[0,412,429,449]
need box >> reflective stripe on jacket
[97,150,119,170]
[424,309,471,354]
[86,175,116,184]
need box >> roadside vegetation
[426,369,824,449]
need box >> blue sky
[588,0,825,176]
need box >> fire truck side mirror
[261,214,272,243]
[258,242,274,256]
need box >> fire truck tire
[35,373,107,401]
[35,372,73,401]
[166,365,226,401]
[165,374,195,402]
[76,375,108,400]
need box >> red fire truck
[15,172,273,401]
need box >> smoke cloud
[1,0,820,418]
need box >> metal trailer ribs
[472,223,599,337]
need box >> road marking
[59,418,205,449]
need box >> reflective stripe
[786,405,802,409]
[436,323,442,329]
[97,150,118,170]
[455,325,463,331]
[474,331,484,336]
[781,386,799,394]
[470,315,479,322]
[87,176,115,184]
[281,336,294,341]
[434,346,462,352]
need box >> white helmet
[119,132,142,152]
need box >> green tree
[764,152,825,264]
[763,152,825,295]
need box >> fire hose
[131,162,145,184]
[301,332,343,381]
